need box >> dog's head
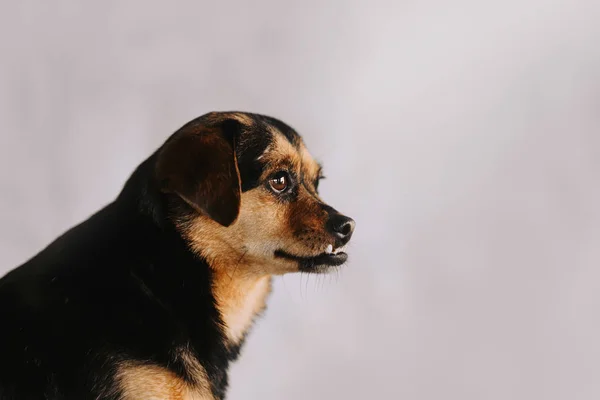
[155,112,355,275]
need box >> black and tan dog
[0,112,355,400]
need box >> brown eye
[269,172,289,193]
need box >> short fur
[0,112,355,399]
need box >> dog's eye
[269,172,289,193]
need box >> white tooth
[333,245,346,255]
[325,244,333,254]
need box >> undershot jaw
[324,244,347,255]
[274,244,349,272]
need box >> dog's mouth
[274,245,348,272]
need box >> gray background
[1,1,600,399]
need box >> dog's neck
[211,268,272,345]
[124,167,274,347]
[172,210,274,346]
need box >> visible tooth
[333,245,346,255]
[325,244,333,254]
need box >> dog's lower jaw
[273,250,348,273]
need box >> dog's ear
[155,118,242,227]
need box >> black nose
[328,214,355,245]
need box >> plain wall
[1,1,600,399]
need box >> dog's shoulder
[0,189,227,398]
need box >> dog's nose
[329,214,355,245]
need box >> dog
[0,112,355,400]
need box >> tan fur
[175,345,212,389]
[180,174,327,275]
[205,111,254,126]
[113,115,343,399]
[178,189,289,345]
[258,132,306,179]
[299,144,321,183]
[177,130,330,344]
[118,361,214,400]
[227,112,254,126]
[212,271,272,344]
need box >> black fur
[256,115,302,148]
[0,113,278,399]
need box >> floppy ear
[155,119,242,227]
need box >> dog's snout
[328,214,355,245]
